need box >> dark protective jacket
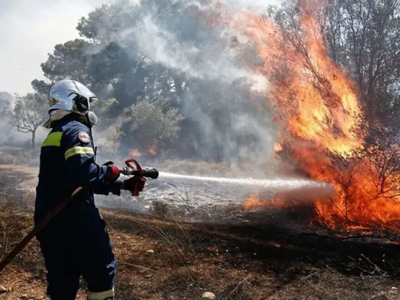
[34,115,122,224]
[34,115,118,299]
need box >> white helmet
[44,79,99,128]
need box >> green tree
[121,98,183,154]
[40,39,93,85]
[41,0,190,109]
[35,0,272,160]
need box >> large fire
[229,1,400,231]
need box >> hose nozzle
[121,158,159,179]
[141,168,159,179]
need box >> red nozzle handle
[124,158,144,196]
[125,158,143,174]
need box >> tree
[40,39,94,85]
[2,93,47,148]
[323,0,400,129]
[35,0,274,160]
[121,98,183,154]
[31,79,53,96]
[105,125,125,161]
[0,92,13,113]
[76,0,140,44]
[269,0,400,138]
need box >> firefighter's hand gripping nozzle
[120,158,159,196]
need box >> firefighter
[34,79,143,300]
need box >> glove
[103,161,121,182]
[121,176,146,196]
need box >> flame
[243,194,263,211]
[149,146,157,155]
[231,1,400,231]
[274,143,282,152]
[244,194,285,211]
[129,149,141,158]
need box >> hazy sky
[0,0,280,95]
[0,0,108,95]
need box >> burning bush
[217,0,400,231]
[314,134,400,231]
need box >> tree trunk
[31,129,36,149]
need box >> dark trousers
[37,207,116,300]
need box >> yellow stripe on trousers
[87,288,115,300]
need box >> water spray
[159,172,329,189]
[157,172,335,203]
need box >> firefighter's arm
[61,123,122,195]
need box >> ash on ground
[95,174,328,229]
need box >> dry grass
[0,159,400,299]
[1,206,400,300]
[0,201,400,299]
[0,147,38,167]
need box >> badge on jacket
[78,131,90,143]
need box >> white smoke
[133,15,251,84]
[0,0,281,162]
[121,0,279,162]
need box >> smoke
[1,0,285,168]
[133,14,249,83]
[101,0,282,164]
[129,1,278,87]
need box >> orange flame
[229,1,400,231]
[244,194,285,211]
[274,143,282,153]
[149,146,157,155]
[244,194,266,211]
[129,149,142,158]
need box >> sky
[0,0,280,96]
[0,0,108,95]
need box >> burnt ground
[0,164,400,299]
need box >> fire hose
[0,158,158,274]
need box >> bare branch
[1,92,47,148]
